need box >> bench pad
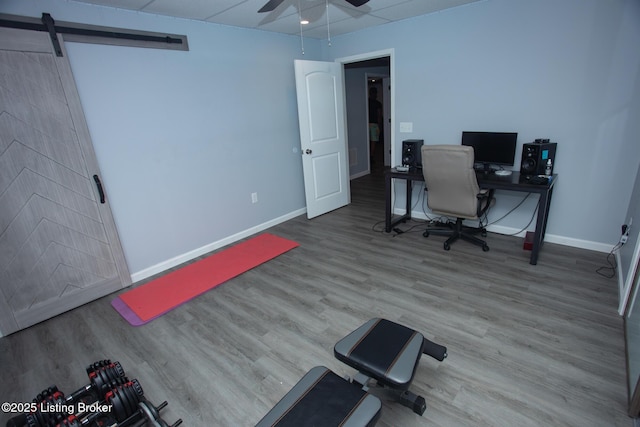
[255,366,381,427]
[334,318,425,389]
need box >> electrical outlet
[251,192,258,204]
[621,218,632,244]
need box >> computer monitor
[461,131,518,172]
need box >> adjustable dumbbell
[18,363,130,427]
[105,378,145,423]
[24,385,68,427]
[65,360,127,404]
[55,415,81,427]
[45,379,145,427]
[7,360,179,427]
[5,386,58,427]
[53,362,130,427]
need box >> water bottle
[545,159,552,176]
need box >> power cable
[596,242,623,279]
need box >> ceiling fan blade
[344,0,370,7]
[258,0,286,13]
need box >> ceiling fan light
[300,19,309,25]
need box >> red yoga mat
[112,233,298,325]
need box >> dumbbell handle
[66,361,126,404]
[66,384,92,403]
[124,401,182,427]
[130,417,183,427]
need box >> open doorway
[366,75,390,174]
[342,54,392,179]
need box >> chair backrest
[421,145,481,219]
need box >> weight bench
[255,318,447,426]
[254,366,381,427]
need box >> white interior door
[0,27,131,335]
[294,59,350,219]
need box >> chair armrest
[476,189,495,217]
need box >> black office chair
[421,145,495,251]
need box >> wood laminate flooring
[0,171,632,426]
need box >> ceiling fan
[258,0,370,13]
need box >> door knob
[305,149,312,154]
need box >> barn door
[0,27,131,335]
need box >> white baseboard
[131,204,615,285]
[397,208,615,254]
[617,251,625,313]
[130,208,307,283]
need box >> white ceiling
[70,0,480,39]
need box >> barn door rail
[0,12,189,55]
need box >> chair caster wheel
[413,396,426,415]
[443,242,450,251]
[482,244,490,252]
[481,230,487,237]
[423,230,429,238]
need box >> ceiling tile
[69,0,480,39]
[71,0,151,10]
[142,0,244,20]
[372,0,479,21]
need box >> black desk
[384,168,557,265]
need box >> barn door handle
[93,174,105,204]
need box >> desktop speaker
[402,139,423,168]
[520,142,557,175]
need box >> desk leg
[530,188,553,265]
[406,179,412,216]
[385,176,414,233]
[385,173,393,232]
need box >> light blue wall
[325,0,640,250]
[0,0,323,278]
[2,0,639,278]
